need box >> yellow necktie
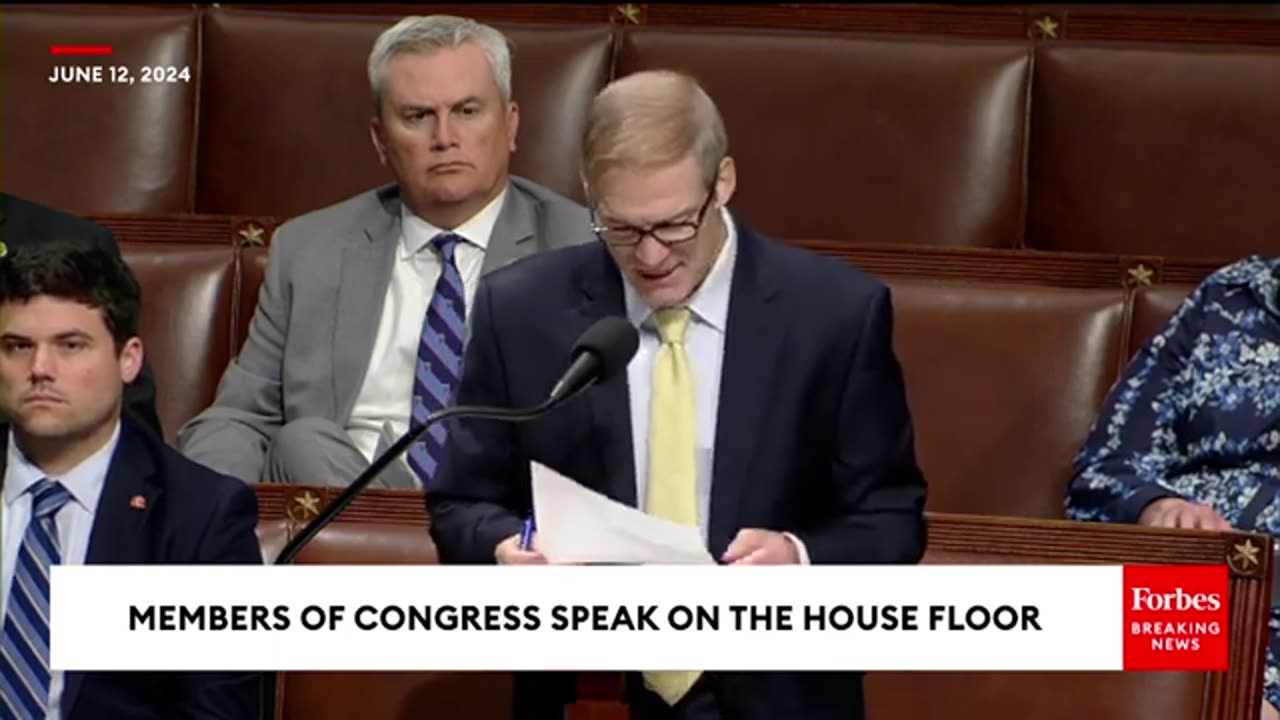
[643,307,702,705]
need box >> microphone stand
[273,383,593,566]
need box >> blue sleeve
[180,478,264,718]
[1065,285,1209,524]
[795,285,927,564]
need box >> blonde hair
[580,70,728,200]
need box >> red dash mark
[49,45,114,56]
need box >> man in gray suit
[178,15,592,488]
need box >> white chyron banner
[47,564,1220,672]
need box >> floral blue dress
[1066,255,1280,708]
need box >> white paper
[530,462,715,565]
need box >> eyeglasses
[590,183,717,248]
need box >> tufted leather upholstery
[614,28,1032,248]
[0,4,199,213]
[8,6,1280,260]
[123,242,237,441]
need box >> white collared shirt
[2,420,119,719]
[346,186,508,464]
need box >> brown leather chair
[121,241,238,443]
[1027,42,1280,259]
[0,4,199,213]
[614,27,1030,249]
[887,277,1127,518]
[4,5,1279,261]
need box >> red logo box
[1123,564,1229,671]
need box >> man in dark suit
[426,70,927,720]
[0,192,163,436]
[0,240,262,718]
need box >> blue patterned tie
[407,232,467,484]
[0,479,72,718]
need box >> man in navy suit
[0,192,162,437]
[0,240,262,718]
[426,70,927,719]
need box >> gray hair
[368,15,513,113]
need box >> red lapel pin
[130,495,147,510]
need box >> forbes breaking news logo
[1123,565,1229,671]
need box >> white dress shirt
[622,207,809,563]
[346,186,508,465]
[2,420,119,719]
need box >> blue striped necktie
[0,479,72,718]
[408,232,467,485]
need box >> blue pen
[519,515,536,551]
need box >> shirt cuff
[783,532,811,565]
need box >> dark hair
[0,240,141,350]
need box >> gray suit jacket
[177,176,594,484]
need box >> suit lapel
[481,183,539,275]
[84,421,160,564]
[574,246,637,507]
[332,194,399,421]
[66,420,161,717]
[708,228,784,555]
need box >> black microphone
[273,315,639,566]
[548,313,640,401]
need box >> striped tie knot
[431,232,463,262]
[30,479,71,520]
